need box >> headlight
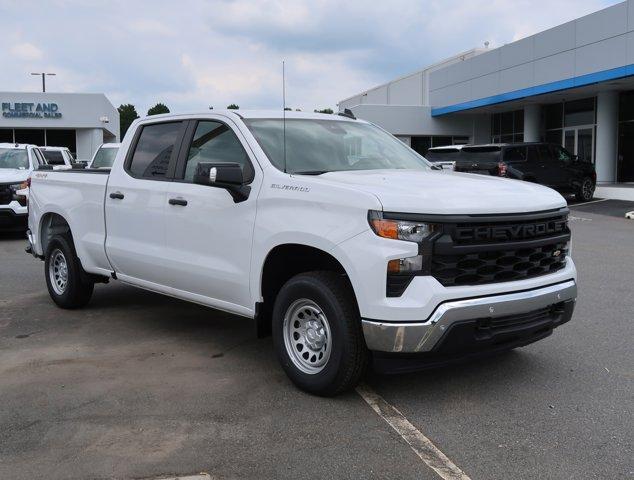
[368,210,437,243]
[9,182,29,206]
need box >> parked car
[0,143,47,230]
[453,142,597,201]
[39,146,75,169]
[26,111,577,395]
[89,143,120,168]
[425,145,464,170]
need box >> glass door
[563,127,594,164]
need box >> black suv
[452,143,597,201]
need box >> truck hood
[0,169,29,184]
[318,169,567,215]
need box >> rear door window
[526,145,540,163]
[127,122,184,179]
[536,145,551,162]
[503,146,526,162]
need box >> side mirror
[193,162,250,203]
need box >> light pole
[31,72,56,92]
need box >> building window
[617,91,634,182]
[410,136,469,156]
[46,129,77,155]
[14,129,45,146]
[491,109,523,143]
[0,129,13,143]
[564,98,596,127]
[544,97,596,164]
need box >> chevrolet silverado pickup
[26,111,577,396]
[1,143,47,230]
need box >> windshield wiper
[292,170,329,175]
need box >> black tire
[272,271,368,396]
[44,233,94,309]
[576,177,595,202]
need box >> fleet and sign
[1,102,62,119]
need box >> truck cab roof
[137,110,363,122]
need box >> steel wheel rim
[49,249,69,295]
[582,179,594,200]
[283,298,332,374]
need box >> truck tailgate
[29,170,111,273]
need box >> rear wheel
[44,234,94,308]
[272,271,368,396]
[576,177,595,202]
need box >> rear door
[161,117,261,312]
[105,120,186,285]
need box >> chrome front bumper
[362,280,577,353]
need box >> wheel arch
[39,212,72,254]
[256,243,359,336]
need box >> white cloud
[9,42,43,61]
[0,0,620,113]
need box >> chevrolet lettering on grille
[454,219,568,242]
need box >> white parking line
[356,384,471,480]
[144,474,212,480]
[570,198,608,206]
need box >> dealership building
[0,92,119,161]
[339,0,634,192]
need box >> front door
[161,118,261,313]
[105,120,185,285]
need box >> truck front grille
[0,184,12,205]
[430,210,570,287]
[432,241,568,287]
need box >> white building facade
[339,0,634,185]
[0,92,119,161]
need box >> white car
[89,143,120,168]
[425,145,465,170]
[39,146,75,169]
[0,143,46,230]
[26,111,577,395]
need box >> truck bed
[29,169,112,275]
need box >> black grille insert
[432,242,568,286]
[430,212,570,287]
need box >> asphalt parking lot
[1,203,632,480]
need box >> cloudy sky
[0,0,619,115]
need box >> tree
[227,104,239,110]
[314,108,334,114]
[147,102,170,116]
[118,104,139,139]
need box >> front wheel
[576,177,595,202]
[272,271,368,396]
[44,234,94,309]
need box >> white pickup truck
[27,111,577,395]
[1,143,48,230]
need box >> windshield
[244,119,430,174]
[91,147,118,168]
[42,150,66,165]
[0,148,29,169]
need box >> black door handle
[169,198,188,206]
[109,191,124,199]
